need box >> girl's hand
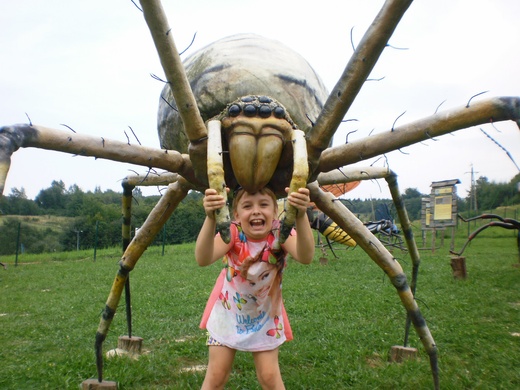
[286,187,311,216]
[203,188,227,219]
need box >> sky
[1,0,519,202]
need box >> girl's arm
[195,189,232,266]
[282,187,315,264]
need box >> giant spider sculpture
[1,1,520,388]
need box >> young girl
[195,186,314,390]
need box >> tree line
[0,181,206,255]
[1,173,519,256]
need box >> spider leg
[139,0,208,184]
[280,129,309,243]
[318,97,520,173]
[207,120,231,243]
[307,0,413,174]
[118,174,183,344]
[94,179,191,382]
[383,170,424,347]
[317,167,420,286]
[452,218,520,257]
[121,182,135,339]
[0,123,198,196]
[308,181,439,390]
[318,166,423,347]
[123,171,180,188]
[458,213,520,227]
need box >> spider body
[158,33,328,196]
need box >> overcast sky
[1,0,519,202]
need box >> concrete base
[389,345,418,363]
[81,379,117,389]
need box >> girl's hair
[231,187,278,216]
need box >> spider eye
[258,96,272,103]
[258,105,272,118]
[244,104,257,117]
[228,104,241,117]
[273,106,285,119]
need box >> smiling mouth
[250,219,265,227]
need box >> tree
[65,184,86,217]
[161,191,205,244]
[0,218,21,255]
[401,188,424,221]
[35,180,67,212]
[2,174,517,255]
[0,187,40,215]
[0,218,63,255]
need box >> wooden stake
[450,256,467,279]
[389,346,418,363]
[117,335,143,354]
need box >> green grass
[0,225,519,389]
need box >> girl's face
[234,191,277,240]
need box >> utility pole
[74,229,83,251]
[465,164,479,215]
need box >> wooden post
[450,256,467,279]
[389,345,418,362]
[117,335,143,355]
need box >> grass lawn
[0,225,519,389]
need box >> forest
[1,173,519,255]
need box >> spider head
[218,96,297,197]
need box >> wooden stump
[117,335,143,354]
[389,346,418,363]
[319,257,328,265]
[450,256,467,279]
[81,379,117,389]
